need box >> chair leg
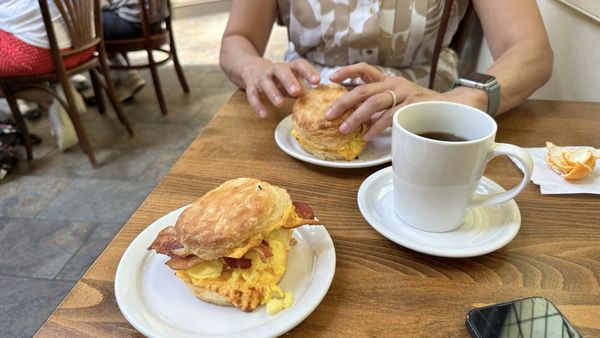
[147,49,168,115]
[60,83,98,167]
[95,63,134,136]
[121,52,131,66]
[166,19,189,93]
[2,87,33,160]
[170,40,189,93]
[89,69,106,114]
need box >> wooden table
[36,92,600,337]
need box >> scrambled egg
[338,137,366,160]
[292,129,366,161]
[176,228,294,314]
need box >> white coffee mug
[392,101,533,232]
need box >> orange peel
[545,142,599,180]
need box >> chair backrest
[38,0,102,57]
[449,2,483,76]
[431,0,483,88]
[139,0,170,26]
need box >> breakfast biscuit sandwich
[291,84,367,161]
[148,178,319,313]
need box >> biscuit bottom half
[291,126,367,161]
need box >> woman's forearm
[448,0,553,116]
[485,38,553,114]
[219,0,278,89]
[443,39,553,115]
[220,35,270,89]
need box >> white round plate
[357,167,521,258]
[274,115,391,168]
[115,206,336,338]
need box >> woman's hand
[220,1,322,117]
[241,58,320,117]
[326,63,444,141]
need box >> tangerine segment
[563,148,594,168]
[545,142,599,180]
[562,161,593,180]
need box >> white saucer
[274,115,391,168]
[357,167,521,258]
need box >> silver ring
[386,90,397,108]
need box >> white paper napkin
[510,147,600,194]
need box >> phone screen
[465,296,581,338]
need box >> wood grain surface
[36,91,600,337]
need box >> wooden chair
[431,0,483,88]
[104,0,190,115]
[0,0,134,168]
[450,2,484,76]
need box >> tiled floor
[0,10,287,338]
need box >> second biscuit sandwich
[291,84,367,161]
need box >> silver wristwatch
[453,72,500,117]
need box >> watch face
[465,72,495,84]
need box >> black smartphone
[465,296,582,338]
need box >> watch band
[453,75,501,117]
[485,80,501,117]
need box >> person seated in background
[0,0,93,151]
[220,0,553,141]
[101,0,164,101]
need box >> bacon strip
[148,226,183,256]
[252,241,273,262]
[282,200,320,228]
[223,257,252,269]
[166,255,205,270]
[296,218,321,226]
[293,201,314,219]
[151,201,319,272]
[149,226,206,270]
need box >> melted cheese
[179,228,294,313]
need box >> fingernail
[259,110,267,118]
[289,85,299,93]
[340,122,350,133]
[325,108,332,118]
[274,96,283,105]
[311,75,319,83]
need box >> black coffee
[418,131,467,142]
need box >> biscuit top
[292,83,352,131]
[174,178,293,260]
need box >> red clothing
[0,29,94,77]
